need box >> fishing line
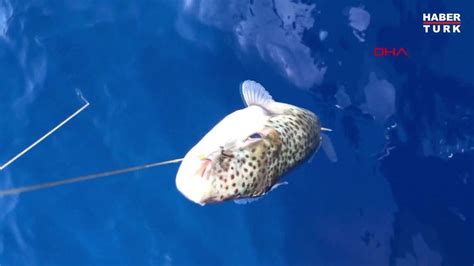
[0,158,183,196]
[0,91,90,171]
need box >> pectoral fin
[234,181,288,205]
[234,197,261,205]
[321,133,338,162]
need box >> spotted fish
[176,80,334,205]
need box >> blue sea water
[0,0,473,265]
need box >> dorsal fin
[240,80,274,107]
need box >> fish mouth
[176,156,214,205]
[196,158,212,178]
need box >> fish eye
[248,132,263,139]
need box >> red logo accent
[374,48,408,57]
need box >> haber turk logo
[423,13,461,33]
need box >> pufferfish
[176,80,335,205]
